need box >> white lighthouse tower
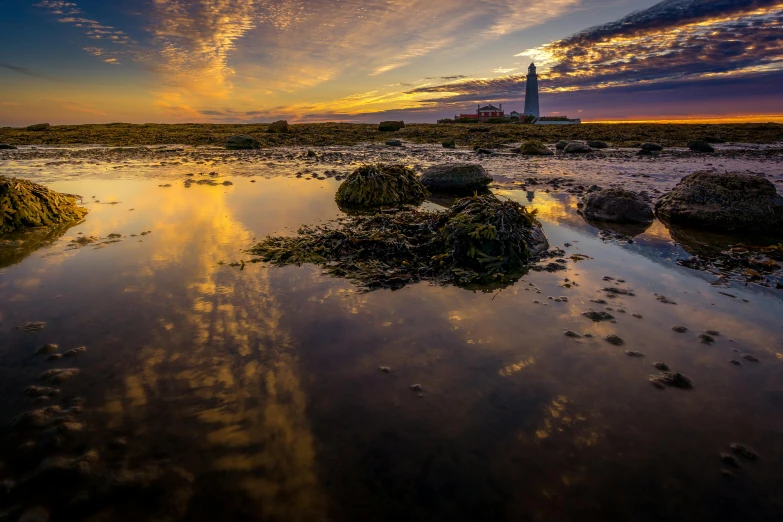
[523,62,540,119]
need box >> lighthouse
[523,62,540,119]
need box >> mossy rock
[1,176,88,235]
[519,140,553,156]
[249,194,548,291]
[379,121,404,132]
[335,164,428,208]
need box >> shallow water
[1,150,783,522]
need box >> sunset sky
[1,0,782,125]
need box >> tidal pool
[1,150,782,522]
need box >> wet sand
[1,145,782,521]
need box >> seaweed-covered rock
[249,194,547,290]
[587,140,609,149]
[1,176,88,235]
[688,140,714,153]
[640,142,663,152]
[26,123,50,132]
[267,120,289,133]
[379,121,404,132]
[655,171,783,232]
[0,143,17,149]
[225,135,259,150]
[564,142,591,153]
[335,164,427,207]
[519,140,553,156]
[420,163,492,193]
[580,188,654,224]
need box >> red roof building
[456,104,504,122]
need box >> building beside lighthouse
[523,63,540,119]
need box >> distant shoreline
[1,122,781,148]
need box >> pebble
[730,443,758,460]
[699,333,716,344]
[741,354,760,362]
[729,359,742,366]
[564,331,581,338]
[706,330,720,336]
[582,311,615,322]
[605,335,625,346]
[632,313,643,319]
[64,346,87,357]
[672,326,689,333]
[36,343,59,355]
[625,351,644,357]
[653,362,670,371]
[378,366,391,373]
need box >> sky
[1,0,782,125]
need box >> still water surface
[1,170,782,521]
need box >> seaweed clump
[334,164,428,208]
[248,194,548,291]
[1,176,87,235]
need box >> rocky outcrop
[587,140,609,149]
[1,176,88,235]
[267,120,289,133]
[580,188,654,224]
[688,140,715,153]
[564,142,591,153]
[26,123,50,132]
[420,163,492,192]
[655,171,783,232]
[640,142,663,152]
[519,140,553,156]
[379,121,404,132]
[225,135,260,150]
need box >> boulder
[640,142,663,152]
[580,188,654,224]
[655,171,783,232]
[267,120,289,133]
[225,135,260,150]
[564,142,591,154]
[385,139,402,147]
[556,140,571,150]
[26,123,50,132]
[442,138,456,149]
[687,140,715,153]
[0,144,17,150]
[420,163,492,193]
[519,140,553,156]
[379,121,404,132]
[587,140,609,149]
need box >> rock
[25,386,60,399]
[564,142,591,154]
[556,140,571,150]
[672,326,688,333]
[625,351,644,357]
[587,140,608,149]
[640,142,663,152]
[39,368,80,384]
[699,333,716,344]
[442,138,456,149]
[36,343,59,355]
[741,353,760,362]
[688,140,715,153]
[519,140,553,156]
[11,406,63,428]
[224,135,259,150]
[0,143,17,149]
[655,171,783,232]
[379,121,404,132]
[729,359,742,366]
[580,188,654,224]
[582,311,614,322]
[730,443,758,460]
[419,163,492,193]
[385,139,402,147]
[2,177,88,235]
[335,164,427,207]
[564,330,581,338]
[64,346,86,357]
[410,384,423,391]
[267,120,289,133]
[720,453,740,467]
[46,354,62,361]
[605,335,624,346]
[475,148,495,155]
[26,123,50,132]
[650,372,693,389]
[378,366,391,373]
[653,362,670,371]
[637,150,654,156]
